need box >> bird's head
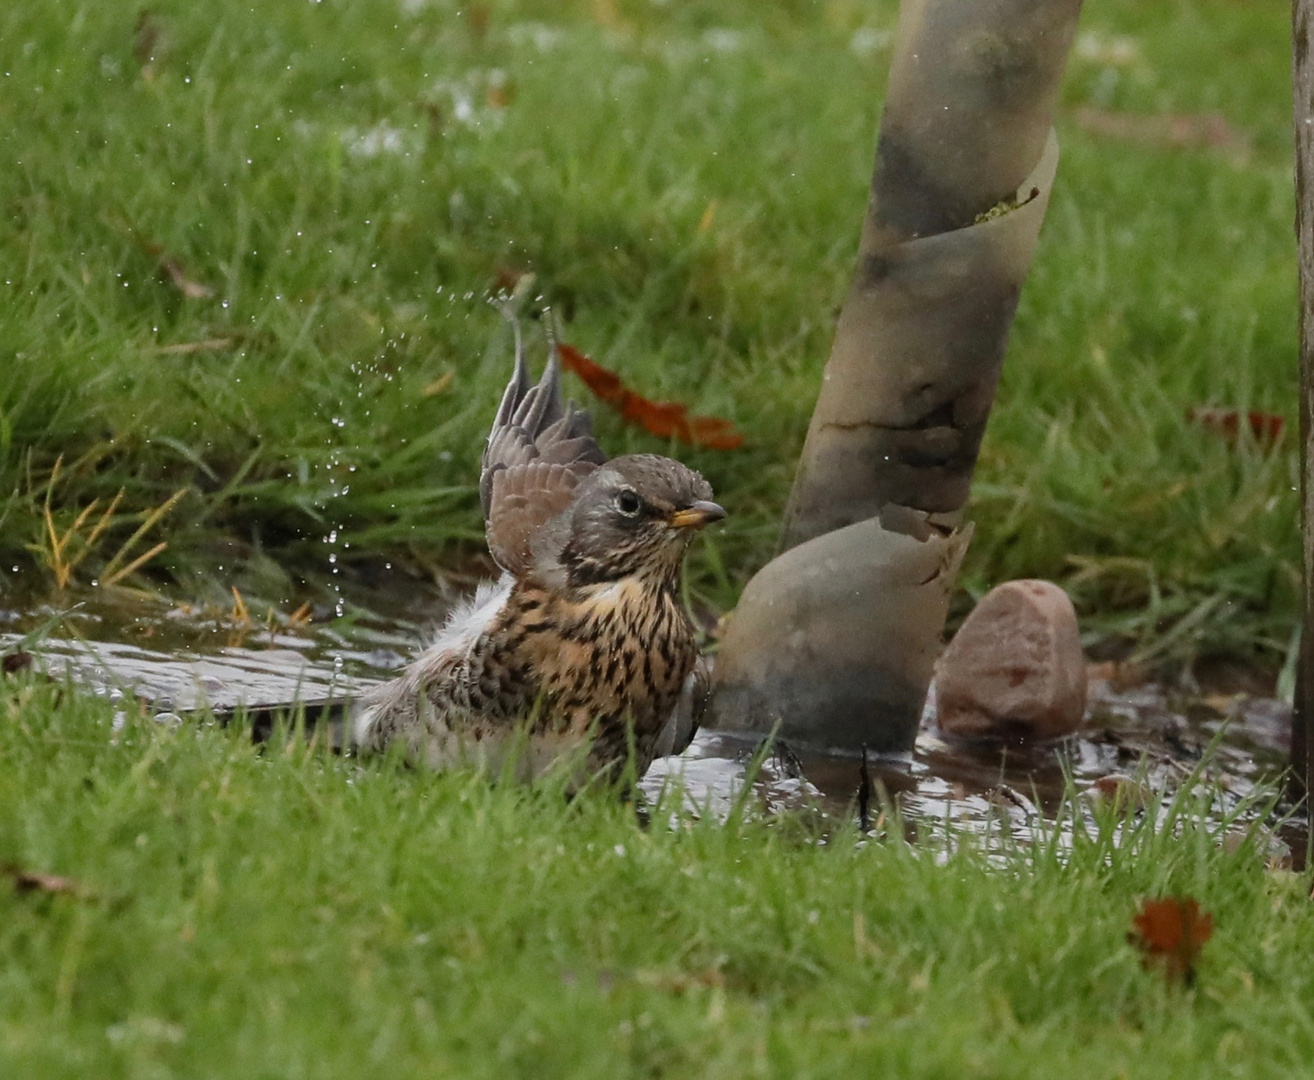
[555,454,725,589]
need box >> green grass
[3,8,1308,1069]
[3,671,1314,1077]
[0,0,1301,667]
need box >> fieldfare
[349,327,725,780]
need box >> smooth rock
[935,579,1086,741]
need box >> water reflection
[1,591,1296,853]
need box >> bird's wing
[480,324,607,577]
[651,656,710,759]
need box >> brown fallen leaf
[486,79,515,109]
[557,342,744,450]
[5,863,89,898]
[154,337,236,356]
[1089,774,1153,811]
[1128,896,1213,986]
[1085,660,1149,692]
[492,265,530,295]
[1073,106,1250,158]
[590,0,624,30]
[419,100,446,135]
[156,256,214,300]
[1,650,33,675]
[1187,406,1285,447]
[698,200,719,234]
[285,601,314,629]
[467,3,490,40]
[422,371,455,397]
[134,10,162,67]
[633,967,726,993]
[138,239,213,300]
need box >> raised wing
[480,321,608,577]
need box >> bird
[347,323,726,782]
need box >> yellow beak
[668,500,727,530]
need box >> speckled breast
[497,578,698,768]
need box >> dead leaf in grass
[155,253,214,300]
[590,0,625,30]
[5,864,89,899]
[134,10,163,74]
[1089,774,1153,811]
[1187,406,1285,447]
[698,200,719,234]
[422,371,455,397]
[492,265,530,294]
[285,601,314,629]
[467,4,490,40]
[1073,107,1250,157]
[1086,660,1150,692]
[1,651,33,676]
[135,237,213,299]
[154,337,236,356]
[557,342,744,450]
[1128,896,1213,985]
[633,967,726,993]
[486,77,515,109]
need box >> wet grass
[4,672,1314,1077]
[0,0,1301,666]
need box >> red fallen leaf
[1187,406,1285,446]
[1128,896,1213,985]
[557,343,744,450]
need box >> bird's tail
[208,697,355,749]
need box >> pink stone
[934,580,1086,741]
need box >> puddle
[644,680,1295,855]
[0,589,411,711]
[1,590,1299,854]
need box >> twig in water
[858,744,873,834]
[772,738,803,780]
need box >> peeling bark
[781,136,1058,540]
[710,0,1082,751]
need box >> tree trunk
[710,0,1082,752]
[1292,0,1314,799]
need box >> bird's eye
[615,489,642,517]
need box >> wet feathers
[351,325,724,780]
